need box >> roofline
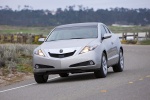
[56,22,103,28]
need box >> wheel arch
[120,46,123,54]
[103,50,108,61]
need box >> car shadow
[46,71,115,84]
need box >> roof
[56,22,102,28]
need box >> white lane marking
[0,83,36,93]
[0,76,59,93]
[48,76,60,81]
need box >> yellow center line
[146,75,150,78]
[100,90,107,93]
[128,82,133,84]
[139,78,143,80]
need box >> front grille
[48,50,76,58]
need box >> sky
[0,0,150,11]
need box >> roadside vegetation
[121,40,137,44]
[0,44,37,86]
[0,44,37,73]
[138,39,150,45]
[109,25,150,33]
[0,25,54,35]
[121,39,150,45]
[0,25,150,35]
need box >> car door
[101,25,113,66]
[104,25,119,65]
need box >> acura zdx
[33,22,124,83]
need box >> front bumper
[33,51,101,74]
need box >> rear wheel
[59,73,69,77]
[94,53,108,78]
[34,73,48,84]
[112,49,124,72]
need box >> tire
[34,73,48,84]
[59,73,69,77]
[112,49,124,72]
[94,53,108,78]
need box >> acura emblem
[59,49,63,53]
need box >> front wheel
[112,49,124,72]
[94,53,108,78]
[34,73,48,84]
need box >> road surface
[0,45,150,100]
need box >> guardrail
[0,32,150,44]
[0,34,45,44]
[119,32,150,40]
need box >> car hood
[40,39,97,54]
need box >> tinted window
[104,27,109,33]
[106,27,111,33]
[105,26,111,33]
[46,26,98,41]
[101,26,107,37]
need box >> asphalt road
[0,45,150,100]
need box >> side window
[104,26,111,34]
[101,25,107,37]
[107,27,111,33]
[104,26,110,33]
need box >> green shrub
[121,40,137,44]
[139,39,150,45]
[126,40,137,44]
[0,44,37,75]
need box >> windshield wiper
[48,38,84,41]
[69,38,85,39]
[49,39,65,41]
[49,40,56,41]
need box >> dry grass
[138,39,150,45]
[121,40,137,44]
[0,44,38,75]
[0,43,37,86]
[0,25,54,35]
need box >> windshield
[46,26,98,41]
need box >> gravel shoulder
[0,70,33,87]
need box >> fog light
[35,65,39,69]
[89,61,94,65]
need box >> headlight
[34,49,45,57]
[80,45,98,54]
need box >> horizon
[0,5,150,11]
[0,0,150,11]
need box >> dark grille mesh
[49,50,76,58]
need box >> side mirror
[102,34,112,40]
[38,38,45,42]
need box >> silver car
[33,22,124,83]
